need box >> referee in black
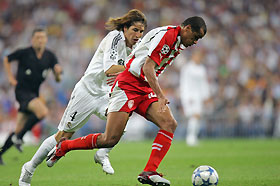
[0,28,62,165]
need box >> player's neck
[33,47,45,59]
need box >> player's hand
[9,77,17,86]
[158,97,170,113]
[106,72,121,86]
[54,64,63,74]
[107,72,121,77]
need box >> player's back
[80,30,127,95]
[180,61,209,99]
[127,25,180,78]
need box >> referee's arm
[53,64,62,82]
[3,56,17,86]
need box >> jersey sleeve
[148,31,174,66]
[7,49,24,63]
[103,32,122,72]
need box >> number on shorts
[70,111,77,121]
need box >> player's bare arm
[105,65,125,76]
[53,64,63,82]
[105,65,126,86]
[3,56,17,86]
[143,57,169,113]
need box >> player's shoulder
[146,25,178,42]
[44,48,58,60]
[17,46,32,53]
[149,25,177,34]
[107,30,125,40]
[44,48,56,55]
[9,46,32,56]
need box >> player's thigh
[27,97,48,118]
[145,101,177,133]
[58,86,107,132]
[15,112,29,133]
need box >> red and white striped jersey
[126,25,186,81]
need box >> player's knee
[169,119,177,132]
[162,118,177,133]
[36,108,48,119]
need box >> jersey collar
[175,26,186,50]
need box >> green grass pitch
[1,139,280,186]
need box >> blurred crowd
[1,0,280,141]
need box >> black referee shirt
[7,47,58,93]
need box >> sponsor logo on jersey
[128,100,134,109]
[161,44,170,55]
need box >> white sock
[187,117,200,142]
[25,135,57,173]
[97,147,113,155]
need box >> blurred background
[0,0,280,145]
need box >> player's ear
[184,25,191,31]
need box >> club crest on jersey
[161,44,170,55]
[118,59,124,65]
[67,122,72,128]
[128,100,134,109]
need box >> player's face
[124,22,145,48]
[180,25,204,47]
[32,31,48,50]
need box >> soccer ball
[192,165,219,186]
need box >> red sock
[144,130,174,172]
[61,133,101,153]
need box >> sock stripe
[92,133,101,148]
[152,143,163,148]
[91,135,95,148]
[152,147,161,151]
[158,131,173,141]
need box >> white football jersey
[180,61,210,101]
[79,30,132,95]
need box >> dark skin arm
[143,57,169,113]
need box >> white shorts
[181,97,203,117]
[58,82,108,132]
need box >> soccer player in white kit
[47,16,207,186]
[19,9,147,186]
[180,50,210,146]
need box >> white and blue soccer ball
[192,165,219,186]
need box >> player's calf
[11,134,23,153]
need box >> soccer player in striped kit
[47,16,206,185]
[19,9,146,186]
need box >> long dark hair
[105,9,147,31]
